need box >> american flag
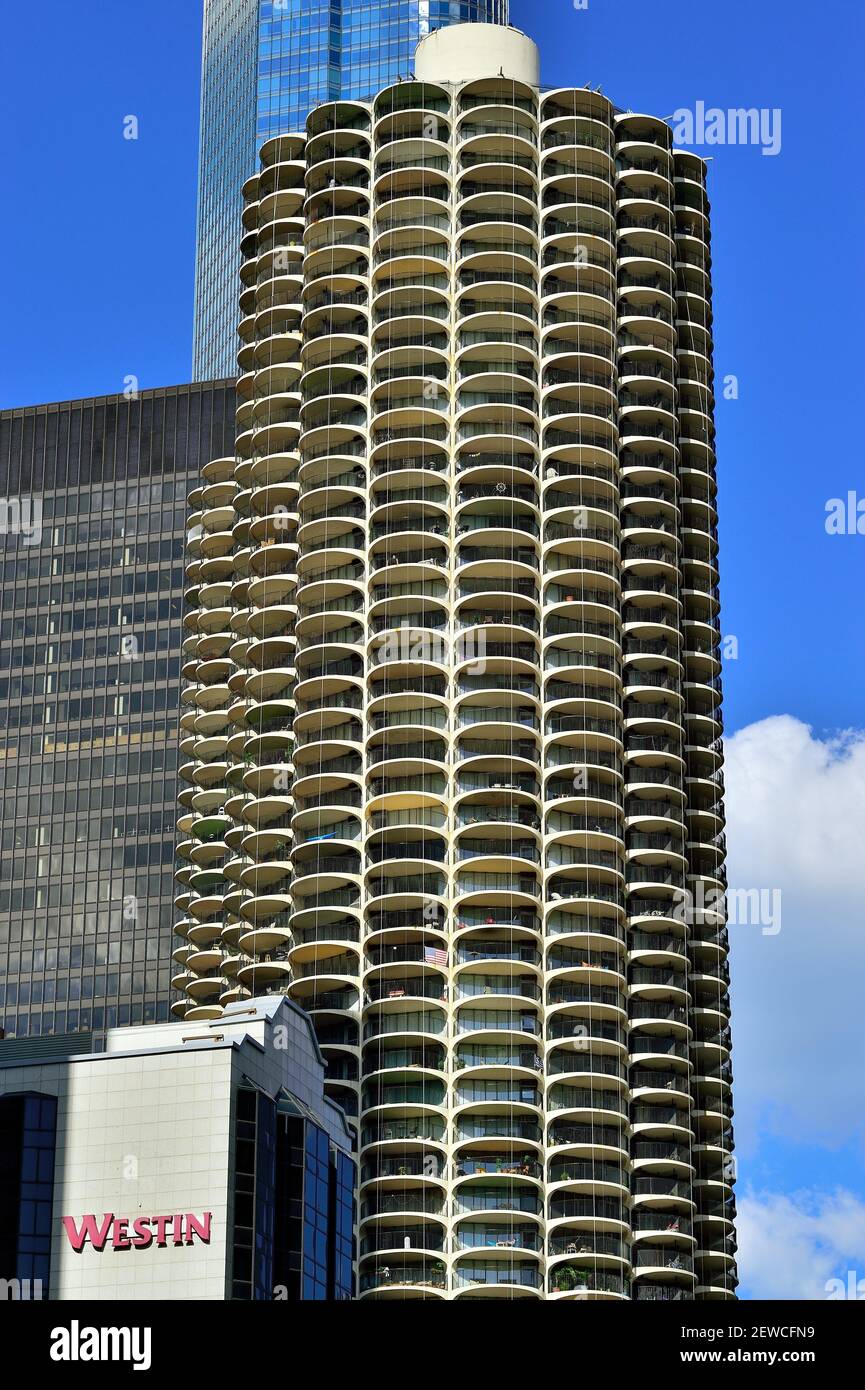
[424,946,447,965]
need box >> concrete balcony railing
[177,62,735,1299]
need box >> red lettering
[62,1212,212,1251]
[185,1212,212,1245]
[61,1213,115,1252]
[131,1217,153,1249]
[112,1218,131,1249]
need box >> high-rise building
[176,23,738,1300]
[0,381,236,1042]
[193,0,509,381]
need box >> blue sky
[2,0,864,1298]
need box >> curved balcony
[358,1258,447,1300]
[177,78,739,1299]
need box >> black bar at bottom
[2,1294,856,1376]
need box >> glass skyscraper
[193,0,509,381]
[0,381,236,1041]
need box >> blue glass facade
[230,1084,357,1300]
[256,0,510,140]
[193,0,509,380]
[0,1092,57,1296]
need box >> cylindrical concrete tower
[175,25,736,1304]
[415,23,540,87]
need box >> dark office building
[0,381,236,1040]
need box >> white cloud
[724,716,865,1152]
[737,1188,865,1300]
